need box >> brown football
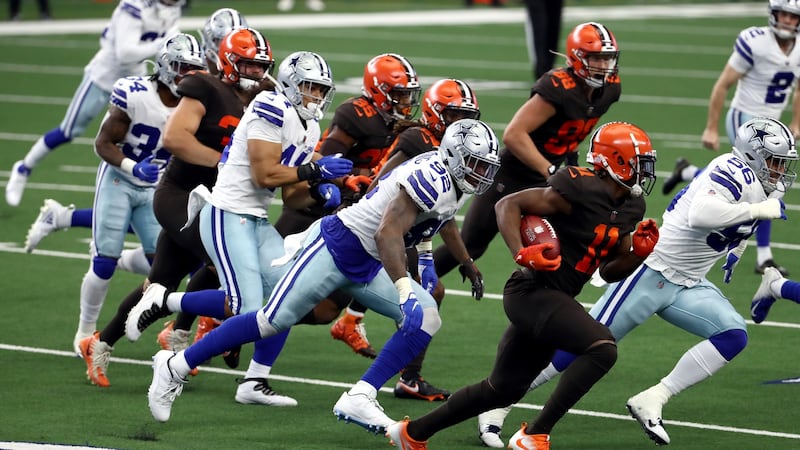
[520,215,560,258]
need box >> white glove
[749,198,786,220]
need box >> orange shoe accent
[330,313,377,358]
[509,423,550,450]
[194,316,221,344]
[157,320,175,351]
[386,418,428,450]
[79,332,111,388]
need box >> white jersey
[86,0,181,92]
[338,151,469,260]
[728,26,800,118]
[646,152,766,286]
[210,90,321,217]
[100,76,173,187]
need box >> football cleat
[5,160,31,207]
[306,0,325,11]
[222,344,241,369]
[386,418,428,450]
[73,329,93,357]
[626,387,671,445]
[478,405,512,448]
[751,266,783,323]
[662,157,690,195]
[193,316,221,344]
[234,377,298,406]
[755,259,789,277]
[79,332,113,388]
[126,283,170,342]
[24,198,74,252]
[394,375,450,401]
[507,423,550,450]
[330,313,377,358]
[157,321,197,376]
[148,350,187,422]
[333,391,395,434]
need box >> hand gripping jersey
[336,150,469,261]
[540,166,645,297]
[87,0,181,91]
[500,67,621,183]
[164,72,245,191]
[729,26,800,118]
[646,152,766,286]
[210,89,321,217]
[102,76,173,187]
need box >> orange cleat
[157,320,198,376]
[194,316,221,344]
[330,312,377,358]
[79,332,112,388]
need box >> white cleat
[24,198,73,252]
[507,423,550,450]
[333,391,395,435]
[477,406,512,448]
[235,377,298,406]
[306,0,325,11]
[5,160,31,207]
[626,387,671,445]
[148,350,187,423]
[125,283,169,342]
[277,0,294,11]
[750,266,783,324]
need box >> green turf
[2,2,800,449]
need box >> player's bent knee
[92,256,118,280]
[586,340,618,371]
[709,328,748,361]
[420,307,442,335]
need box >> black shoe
[755,259,789,276]
[662,157,690,195]
[223,345,241,368]
[394,375,450,401]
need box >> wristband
[120,158,136,175]
[394,277,414,300]
[416,241,432,253]
[297,161,321,181]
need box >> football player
[274,53,421,359]
[73,32,205,380]
[751,266,800,323]
[387,121,658,450]
[686,0,800,276]
[144,119,495,426]
[199,7,247,76]
[5,0,183,207]
[479,117,796,447]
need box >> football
[520,215,560,258]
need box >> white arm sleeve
[687,192,752,228]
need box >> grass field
[2,1,800,449]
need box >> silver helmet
[155,33,206,97]
[769,0,800,39]
[200,8,248,70]
[438,119,501,195]
[733,117,799,194]
[277,51,335,121]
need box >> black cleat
[394,375,450,401]
[755,259,789,276]
[662,157,690,195]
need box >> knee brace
[709,329,748,361]
[91,256,117,280]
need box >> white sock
[77,319,96,336]
[79,270,111,324]
[244,359,272,379]
[172,351,191,378]
[681,165,699,181]
[117,247,151,276]
[756,246,774,266]
[346,307,365,318]
[660,339,728,395]
[349,380,377,398]
[529,362,560,390]
[165,292,184,312]
[23,136,52,169]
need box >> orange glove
[514,244,561,271]
[632,218,659,258]
[343,174,373,193]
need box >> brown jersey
[500,67,621,186]
[387,126,439,161]
[535,166,645,297]
[163,72,245,191]
[321,95,397,170]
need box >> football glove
[399,292,423,336]
[722,240,747,284]
[132,155,160,183]
[515,244,561,272]
[297,155,354,181]
[458,260,484,300]
[344,174,373,193]
[632,218,659,258]
[418,251,437,294]
[310,181,341,209]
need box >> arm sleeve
[687,191,753,228]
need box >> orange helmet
[422,79,481,139]
[588,122,657,197]
[566,22,619,88]
[362,53,421,120]
[218,27,274,89]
